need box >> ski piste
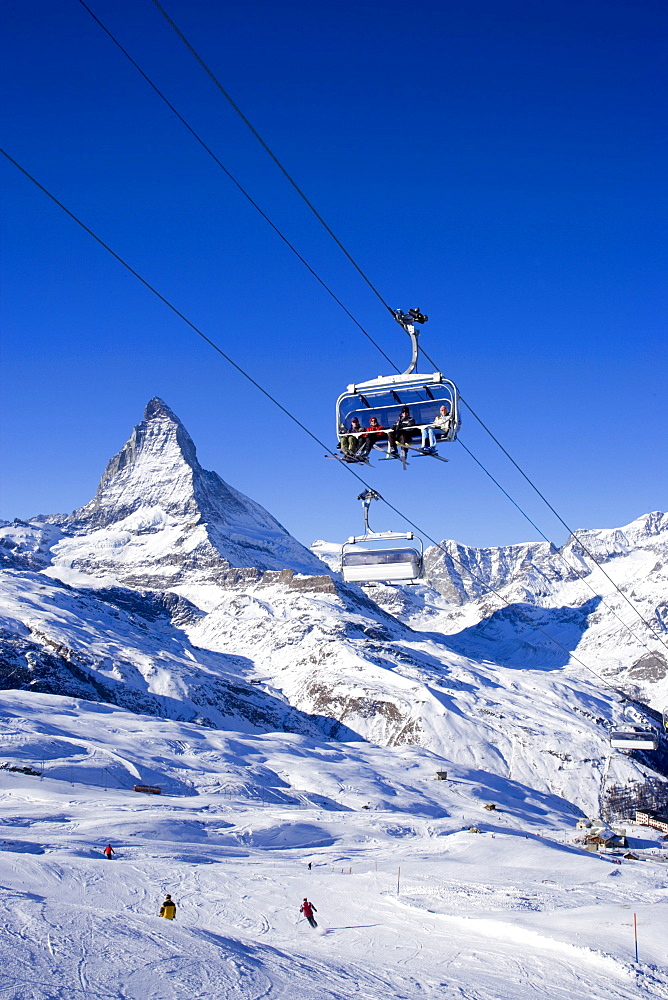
[0,399,666,999]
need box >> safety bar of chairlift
[336,381,459,442]
[347,531,415,544]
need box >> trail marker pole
[397,866,400,895]
[633,913,638,964]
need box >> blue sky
[1,0,666,550]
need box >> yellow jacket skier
[159,894,176,920]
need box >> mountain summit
[45,398,327,588]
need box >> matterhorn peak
[138,397,198,468]
[68,397,204,528]
[144,396,178,421]
[47,399,328,588]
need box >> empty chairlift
[340,490,424,584]
[609,729,658,751]
[610,704,659,751]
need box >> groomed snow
[0,692,665,999]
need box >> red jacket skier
[103,844,115,859]
[300,898,318,928]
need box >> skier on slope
[103,844,115,859]
[159,894,176,920]
[300,898,317,928]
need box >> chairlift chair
[334,309,460,466]
[609,730,658,751]
[610,702,659,751]
[609,728,658,752]
[340,490,424,584]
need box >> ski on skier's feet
[373,445,409,469]
[404,443,449,462]
[325,453,372,466]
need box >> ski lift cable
[0,147,628,699]
[418,339,668,654]
[0,150,340,459]
[148,0,397,321]
[141,1,667,657]
[22,0,668,663]
[76,0,400,374]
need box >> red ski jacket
[300,900,315,919]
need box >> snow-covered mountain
[421,512,668,626]
[410,513,668,710]
[1,399,666,820]
[314,513,668,711]
[21,397,329,588]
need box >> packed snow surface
[0,692,666,1000]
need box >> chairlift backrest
[340,529,424,584]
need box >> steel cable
[149,0,397,320]
[77,0,400,373]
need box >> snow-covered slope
[0,691,665,1000]
[0,568,354,739]
[0,399,667,996]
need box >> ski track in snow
[0,695,665,999]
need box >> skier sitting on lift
[421,403,451,453]
[356,416,386,458]
[387,406,416,456]
[339,417,363,458]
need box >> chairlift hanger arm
[357,488,382,534]
[394,308,428,376]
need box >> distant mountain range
[1,398,666,815]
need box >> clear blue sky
[1,0,666,550]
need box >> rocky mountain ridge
[422,510,668,607]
